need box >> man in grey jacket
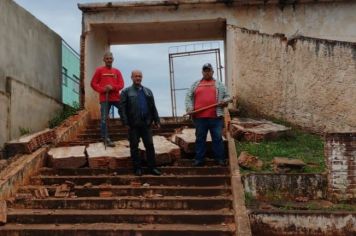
[119,70,161,176]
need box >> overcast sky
[14,0,224,116]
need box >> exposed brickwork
[53,110,90,145]
[5,129,56,157]
[325,133,356,201]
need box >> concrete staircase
[0,119,236,235]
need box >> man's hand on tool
[104,85,113,92]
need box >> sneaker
[150,168,161,176]
[192,161,205,167]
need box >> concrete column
[225,23,238,105]
[84,29,109,119]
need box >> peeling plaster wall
[242,173,327,200]
[0,0,62,148]
[250,211,356,236]
[233,29,356,133]
[80,1,356,129]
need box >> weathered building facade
[78,0,355,133]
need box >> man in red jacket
[91,52,124,147]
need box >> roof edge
[78,0,349,11]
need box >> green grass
[236,129,325,173]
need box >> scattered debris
[34,187,49,199]
[295,196,309,202]
[0,200,7,225]
[259,202,274,210]
[272,157,306,173]
[15,193,33,201]
[130,181,141,187]
[54,181,75,198]
[238,151,263,170]
[142,183,150,187]
[69,192,77,198]
[83,182,93,188]
[99,191,113,197]
[98,183,112,190]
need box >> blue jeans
[100,101,120,139]
[193,118,225,163]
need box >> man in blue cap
[185,63,230,166]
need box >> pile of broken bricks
[238,152,306,173]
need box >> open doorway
[109,40,225,118]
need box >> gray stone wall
[233,28,356,133]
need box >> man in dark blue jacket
[119,70,161,176]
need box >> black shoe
[216,160,227,166]
[134,168,142,176]
[150,168,161,176]
[192,161,205,167]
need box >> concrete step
[12,196,232,210]
[86,120,192,126]
[0,223,235,236]
[19,185,231,197]
[76,132,174,139]
[38,166,229,175]
[7,208,234,224]
[82,127,181,133]
[31,175,231,186]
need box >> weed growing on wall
[18,127,31,136]
[48,102,80,128]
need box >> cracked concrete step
[77,132,174,139]
[86,120,192,126]
[31,175,231,186]
[82,127,181,133]
[38,166,229,175]
[19,185,231,197]
[7,208,234,224]
[11,196,232,210]
[0,223,235,236]
[177,159,230,166]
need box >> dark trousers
[128,125,156,169]
[100,101,120,139]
